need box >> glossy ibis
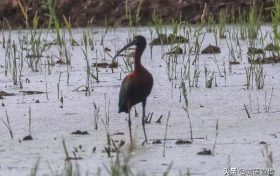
[113,35,153,144]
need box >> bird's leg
[128,110,133,144]
[142,100,148,143]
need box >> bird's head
[112,35,146,62]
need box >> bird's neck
[134,45,145,70]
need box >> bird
[112,35,153,144]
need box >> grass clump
[247,4,262,39]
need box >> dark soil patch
[152,139,162,144]
[197,148,212,155]
[0,91,15,99]
[248,56,280,64]
[247,47,264,54]
[71,130,89,135]
[23,135,33,141]
[112,132,124,136]
[19,91,45,95]
[229,60,241,65]
[66,156,83,160]
[175,140,192,145]
[201,44,221,54]
[165,46,183,54]
[26,54,44,58]
[92,62,118,68]
[150,34,188,45]
[56,59,65,65]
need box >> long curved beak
[112,39,136,62]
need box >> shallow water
[0,25,279,175]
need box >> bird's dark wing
[118,76,135,113]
